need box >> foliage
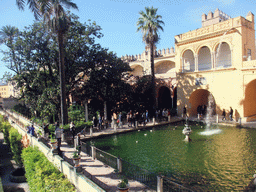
[72,151,79,159]
[50,134,56,143]
[1,121,11,148]
[137,6,165,113]
[0,115,23,167]
[0,115,4,132]
[118,178,129,189]
[9,127,23,167]
[1,13,132,122]
[68,105,85,122]
[13,104,31,118]
[22,146,75,192]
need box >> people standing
[43,123,50,139]
[222,109,226,121]
[113,112,117,129]
[145,110,149,123]
[118,112,122,128]
[93,117,98,128]
[30,124,35,136]
[127,110,133,127]
[229,107,233,121]
[70,122,76,140]
[98,115,102,130]
[183,106,187,117]
[55,122,63,152]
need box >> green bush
[1,121,11,149]
[13,104,31,118]
[22,147,75,192]
[9,127,23,167]
[73,120,93,133]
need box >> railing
[215,59,232,69]
[81,141,92,156]
[163,177,194,192]
[198,62,212,71]
[121,159,158,190]
[94,147,118,170]
[80,142,193,191]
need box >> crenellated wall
[121,47,175,62]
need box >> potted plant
[117,178,129,192]
[37,130,43,141]
[72,150,81,167]
[50,134,57,150]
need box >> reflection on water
[89,125,256,191]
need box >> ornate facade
[125,9,256,122]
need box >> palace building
[123,9,256,122]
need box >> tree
[0,25,20,73]
[1,22,60,122]
[16,0,78,125]
[137,6,164,115]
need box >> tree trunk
[58,32,68,125]
[104,101,107,122]
[85,99,88,122]
[150,42,156,116]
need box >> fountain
[182,117,192,141]
[200,94,222,136]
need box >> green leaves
[22,146,75,192]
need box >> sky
[0,0,256,79]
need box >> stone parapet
[175,15,254,43]
[121,47,175,62]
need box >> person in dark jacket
[222,109,226,120]
[229,107,233,121]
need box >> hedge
[9,127,23,167]
[22,146,75,192]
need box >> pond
[87,123,256,191]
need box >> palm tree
[16,0,78,125]
[0,25,20,72]
[137,6,164,115]
[0,25,19,45]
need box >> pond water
[88,124,256,191]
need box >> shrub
[73,120,93,133]
[1,121,11,148]
[9,127,23,167]
[22,147,75,192]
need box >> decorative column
[117,158,122,173]
[181,57,185,72]
[157,175,163,192]
[91,146,96,160]
[195,54,198,72]
[212,51,215,69]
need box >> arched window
[198,46,211,71]
[131,65,144,77]
[155,61,175,74]
[183,50,195,72]
[215,42,231,69]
